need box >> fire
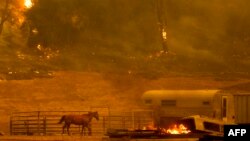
[142,122,191,135]
[162,28,167,40]
[165,124,191,134]
[142,121,157,130]
[24,0,33,9]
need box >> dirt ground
[0,135,107,141]
[0,135,200,141]
[0,71,249,135]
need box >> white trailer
[141,90,250,125]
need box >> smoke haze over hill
[1,0,250,75]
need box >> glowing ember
[166,124,191,134]
[24,0,33,9]
[37,44,42,50]
[162,28,167,40]
[142,122,157,130]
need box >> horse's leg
[87,124,92,136]
[81,125,86,136]
[62,124,67,134]
[84,126,87,136]
[67,124,71,136]
[88,127,92,136]
[81,125,84,136]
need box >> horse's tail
[58,115,66,124]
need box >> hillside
[0,71,250,134]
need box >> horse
[58,111,99,135]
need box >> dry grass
[0,71,249,134]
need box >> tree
[0,0,9,34]
[0,0,41,74]
[0,0,26,35]
[24,0,164,72]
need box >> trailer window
[202,101,210,105]
[177,118,196,131]
[161,100,176,106]
[144,99,152,104]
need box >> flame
[166,124,191,134]
[162,28,167,40]
[142,121,157,130]
[142,122,191,135]
[24,0,33,9]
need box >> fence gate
[10,110,154,136]
[132,109,154,129]
[10,111,104,136]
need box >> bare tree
[155,0,168,53]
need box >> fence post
[9,115,13,135]
[37,111,40,135]
[122,116,125,129]
[43,116,46,136]
[108,107,111,129]
[132,112,135,129]
[103,116,106,134]
[24,120,29,135]
[138,117,141,129]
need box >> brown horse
[58,111,99,135]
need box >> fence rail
[10,110,154,136]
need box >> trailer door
[234,95,250,124]
[222,96,228,122]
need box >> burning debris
[142,121,191,135]
[165,124,191,134]
[106,115,225,140]
[107,122,193,139]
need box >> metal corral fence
[10,110,154,136]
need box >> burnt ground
[0,71,250,134]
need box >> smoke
[22,0,250,72]
[165,0,250,70]
[169,38,224,64]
